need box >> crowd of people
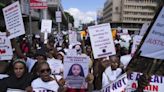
[0,28,135,92]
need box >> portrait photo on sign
[64,56,89,89]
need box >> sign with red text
[3,1,25,39]
[30,0,47,9]
[101,73,128,92]
[88,23,116,59]
[64,56,89,89]
[0,33,13,60]
[140,7,164,59]
[126,72,164,92]
[131,35,143,55]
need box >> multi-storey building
[102,0,158,33]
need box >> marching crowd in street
[0,27,135,92]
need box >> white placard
[88,23,116,59]
[140,7,164,59]
[3,1,25,39]
[126,72,164,92]
[66,49,77,56]
[56,11,62,22]
[69,30,77,44]
[64,56,89,89]
[131,35,143,55]
[101,73,128,92]
[41,19,52,33]
[139,22,150,36]
[0,33,13,60]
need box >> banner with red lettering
[30,0,47,9]
[101,73,128,92]
[0,32,13,60]
[140,6,164,59]
[126,72,164,92]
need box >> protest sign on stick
[88,23,116,59]
[3,1,25,39]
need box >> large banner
[101,73,128,92]
[140,6,164,59]
[3,1,25,39]
[0,33,13,60]
[64,56,89,89]
[88,23,116,59]
[126,72,164,92]
[131,35,143,55]
[30,0,47,9]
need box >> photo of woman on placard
[65,64,87,89]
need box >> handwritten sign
[126,72,164,92]
[140,6,164,59]
[88,23,116,59]
[101,73,128,92]
[3,1,25,39]
[0,33,13,60]
[41,19,52,33]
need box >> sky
[61,0,106,27]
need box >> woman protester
[31,62,60,92]
[0,59,34,92]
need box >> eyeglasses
[40,68,51,74]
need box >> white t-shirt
[102,66,122,87]
[31,77,59,92]
[26,57,37,72]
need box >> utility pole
[57,0,61,32]
[28,0,32,44]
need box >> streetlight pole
[57,0,61,32]
[28,0,32,44]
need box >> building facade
[102,0,158,33]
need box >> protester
[102,56,123,87]
[0,59,34,92]
[31,62,59,91]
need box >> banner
[88,23,116,59]
[140,6,164,59]
[0,33,13,60]
[101,73,128,92]
[30,0,47,9]
[64,56,89,89]
[3,1,25,39]
[126,72,164,92]
[131,35,143,55]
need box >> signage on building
[30,0,47,9]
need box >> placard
[56,11,62,22]
[101,73,128,92]
[0,32,13,60]
[126,72,164,92]
[41,19,52,33]
[131,35,143,55]
[68,30,77,44]
[3,1,25,39]
[64,56,89,89]
[88,23,116,59]
[140,7,164,59]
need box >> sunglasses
[40,68,51,74]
